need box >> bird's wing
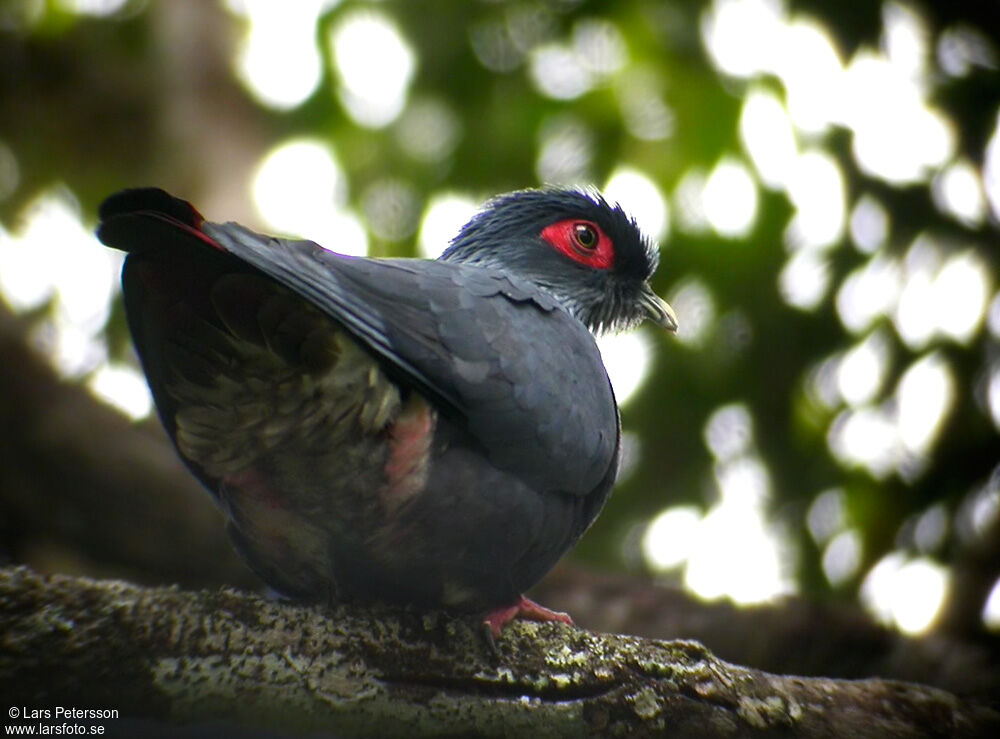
[202,222,619,496]
[98,189,618,496]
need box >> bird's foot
[482,595,573,640]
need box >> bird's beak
[639,286,678,332]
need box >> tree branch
[2,566,997,738]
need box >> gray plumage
[97,186,674,614]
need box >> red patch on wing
[540,219,614,270]
[224,468,283,510]
[382,399,434,514]
[144,210,224,252]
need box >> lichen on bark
[2,566,996,737]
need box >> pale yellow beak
[639,287,678,332]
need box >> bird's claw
[482,595,574,642]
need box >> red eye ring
[540,219,614,270]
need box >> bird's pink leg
[483,595,573,639]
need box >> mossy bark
[2,566,996,738]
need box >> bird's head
[439,188,677,335]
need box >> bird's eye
[572,223,598,251]
[539,217,614,270]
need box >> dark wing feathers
[202,221,619,495]
[101,199,618,496]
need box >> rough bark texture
[2,566,997,738]
[531,567,1000,700]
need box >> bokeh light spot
[252,139,367,256]
[882,1,929,79]
[418,193,478,259]
[604,168,668,241]
[955,472,1000,543]
[643,505,703,570]
[58,0,128,16]
[87,363,153,420]
[989,365,1000,431]
[536,116,594,185]
[331,10,416,127]
[988,293,1000,340]
[827,405,898,479]
[848,194,890,254]
[715,454,771,506]
[395,98,461,163]
[0,189,117,380]
[701,0,784,79]
[893,235,940,349]
[914,503,949,554]
[469,19,522,73]
[807,488,847,544]
[739,88,797,189]
[616,68,674,141]
[932,158,987,227]
[837,329,890,407]
[842,51,955,184]
[861,553,949,635]
[668,277,716,347]
[673,169,710,234]
[702,157,758,238]
[529,43,593,100]
[836,254,902,334]
[896,352,955,455]
[596,331,652,406]
[984,112,1000,220]
[822,528,863,586]
[778,248,830,311]
[783,150,845,250]
[932,251,991,343]
[806,355,841,411]
[361,179,420,243]
[572,18,627,76]
[505,3,555,55]
[1,190,113,330]
[232,0,330,110]
[983,577,1000,631]
[683,468,795,605]
[937,24,997,78]
[703,403,753,461]
[775,18,844,134]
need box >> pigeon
[97,186,676,636]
